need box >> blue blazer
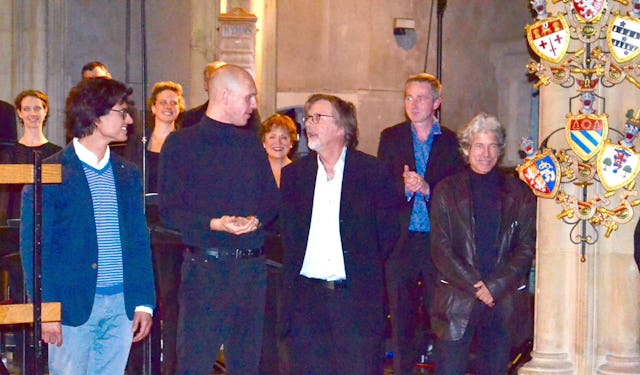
[20,143,155,326]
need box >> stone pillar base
[519,351,574,375]
[597,354,640,374]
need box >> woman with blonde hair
[127,81,185,375]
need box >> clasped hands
[210,215,260,235]
[474,281,495,308]
[403,165,429,196]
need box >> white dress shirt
[299,147,347,281]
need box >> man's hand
[42,321,63,347]
[474,281,495,307]
[402,165,429,196]
[132,311,153,343]
[210,215,260,235]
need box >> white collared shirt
[73,137,110,169]
[299,147,348,281]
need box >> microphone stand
[139,0,151,373]
[436,0,446,121]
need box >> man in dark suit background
[279,94,401,374]
[377,73,463,374]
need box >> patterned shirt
[407,122,442,232]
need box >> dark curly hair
[65,77,133,139]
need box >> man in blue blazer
[21,78,155,375]
[279,94,401,375]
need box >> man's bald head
[206,64,257,127]
[203,61,227,92]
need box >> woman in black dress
[126,81,185,375]
[0,90,61,224]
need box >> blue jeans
[48,292,133,375]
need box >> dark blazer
[430,168,536,342]
[180,102,207,129]
[0,100,16,144]
[20,143,155,326]
[279,149,402,335]
[377,120,463,229]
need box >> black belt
[304,277,348,290]
[189,246,264,260]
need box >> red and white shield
[572,0,607,23]
[517,149,561,199]
[525,15,570,63]
[607,15,640,64]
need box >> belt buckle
[234,249,242,259]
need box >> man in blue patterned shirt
[378,73,463,375]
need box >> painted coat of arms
[572,0,607,22]
[597,140,640,191]
[517,149,561,199]
[606,14,640,63]
[525,15,570,63]
[565,113,608,161]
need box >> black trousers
[176,251,267,374]
[386,231,435,375]
[127,243,183,375]
[282,276,384,375]
[434,303,511,375]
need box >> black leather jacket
[430,168,536,341]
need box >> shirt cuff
[135,305,154,317]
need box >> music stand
[0,154,62,375]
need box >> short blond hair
[405,73,442,100]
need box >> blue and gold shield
[565,113,608,161]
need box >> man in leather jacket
[430,113,536,375]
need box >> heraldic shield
[572,0,607,23]
[565,113,608,161]
[518,149,561,199]
[525,15,570,63]
[607,14,640,64]
[597,140,640,191]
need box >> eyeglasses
[110,108,129,120]
[304,113,334,124]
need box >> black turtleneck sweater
[469,168,500,278]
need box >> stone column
[519,83,576,375]
[594,82,640,375]
[188,0,220,108]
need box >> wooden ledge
[0,302,61,325]
[0,164,62,184]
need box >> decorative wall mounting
[519,0,640,260]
